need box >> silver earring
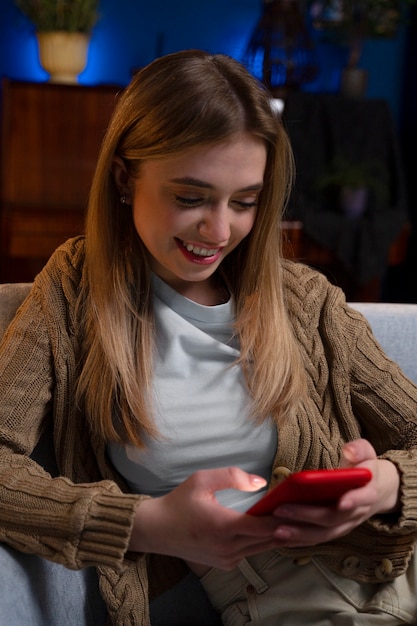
[120,194,127,204]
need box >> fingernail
[251,476,267,487]
[343,444,356,459]
[275,505,292,518]
[275,526,292,540]
[338,497,353,511]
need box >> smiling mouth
[180,240,221,258]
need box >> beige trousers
[199,549,417,625]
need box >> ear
[112,156,131,199]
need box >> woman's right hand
[128,467,280,571]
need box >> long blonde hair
[76,49,306,446]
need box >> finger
[210,526,293,570]
[272,504,346,527]
[272,519,358,548]
[271,501,372,531]
[339,438,377,467]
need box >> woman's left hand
[271,438,401,548]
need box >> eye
[174,195,204,208]
[234,200,258,210]
[232,198,259,211]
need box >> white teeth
[182,241,219,257]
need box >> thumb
[192,467,267,495]
[340,438,377,468]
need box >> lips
[176,238,223,264]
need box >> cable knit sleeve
[276,260,417,583]
[0,238,144,572]
[341,303,417,531]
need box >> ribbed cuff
[76,489,144,568]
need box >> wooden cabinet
[0,79,120,281]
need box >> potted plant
[14,0,99,83]
[308,0,414,97]
[315,156,388,218]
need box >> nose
[197,206,231,244]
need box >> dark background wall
[0,0,416,300]
[394,4,417,303]
[0,0,411,125]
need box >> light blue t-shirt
[107,275,277,512]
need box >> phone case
[247,467,372,516]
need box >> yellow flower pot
[36,32,90,84]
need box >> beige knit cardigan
[1,236,417,625]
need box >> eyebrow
[169,176,264,192]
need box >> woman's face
[117,132,267,304]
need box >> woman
[1,50,417,625]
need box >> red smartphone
[247,467,372,516]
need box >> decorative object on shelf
[244,0,318,98]
[14,0,99,83]
[339,65,369,99]
[35,31,90,84]
[315,156,388,219]
[308,0,413,97]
